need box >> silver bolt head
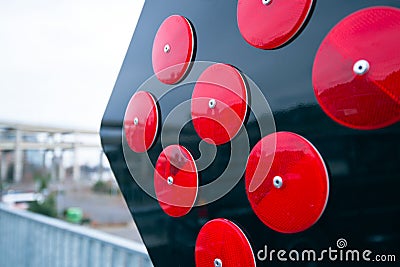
[273,176,283,189]
[214,258,222,267]
[164,44,170,53]
[208,99,217,109]
[262,0,272,5]
[133,117,139,126]
[167,176,173,185]
[353,59,370,75]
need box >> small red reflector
[152,15,195,84]
[154,145,198,217]
[245,132,329,233]
[237,0,313,49]
[124,91,158,153]
[195,219,256,267]
[313,7,400,129]
[191,63,248,145]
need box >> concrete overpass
[0,121,102,183]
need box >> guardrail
[0,204,153,267]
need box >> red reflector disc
[154,145,198,217]
[191,63,248,145]
[195,219,256,267]
[313,7,400,130]
[245,132,329,234]
[124,91,159,153]
[152,15,195,84]
[237,0,313,49]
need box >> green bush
[28,193,57,218]
[92,180,111,194]
[33,172,51,192]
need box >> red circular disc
[313,7,400,130]
[124,91,159,153]
[191,63,248,145]
[195,219,255,267]
[237,0,313,49]
[245,132,329,234]
[152,15,195,84]
[154,145,198,217]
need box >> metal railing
[0,204,153,267]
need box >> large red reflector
[152,15,195,84]
[191,63,248,145]
[237,0,313,49]
[195,219,255,267]
[313,7,400,130]
[245,132,329,233]
[154,145,198,217]
[124,91,159,153]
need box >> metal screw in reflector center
[353,59,370,75]
[167,176,174,185]
[214,258,222,267]
[262,0,272,5]
[164,44,171,53]
[133,117,139,126]
[273,176,283,189]
[208,99,217,109]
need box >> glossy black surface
[101,1,400,266]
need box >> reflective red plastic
[124,91,159,153]
[195,218,255,267]
[237,0,313,49]
[191,63,248,145]
[152,15,195,84]
[313,7,400,129]
[245,132,329,233]
[154,145,198,217]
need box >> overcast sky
[0,0,144,132]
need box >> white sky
[0,0,144,132]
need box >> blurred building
[0,121,108,186]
